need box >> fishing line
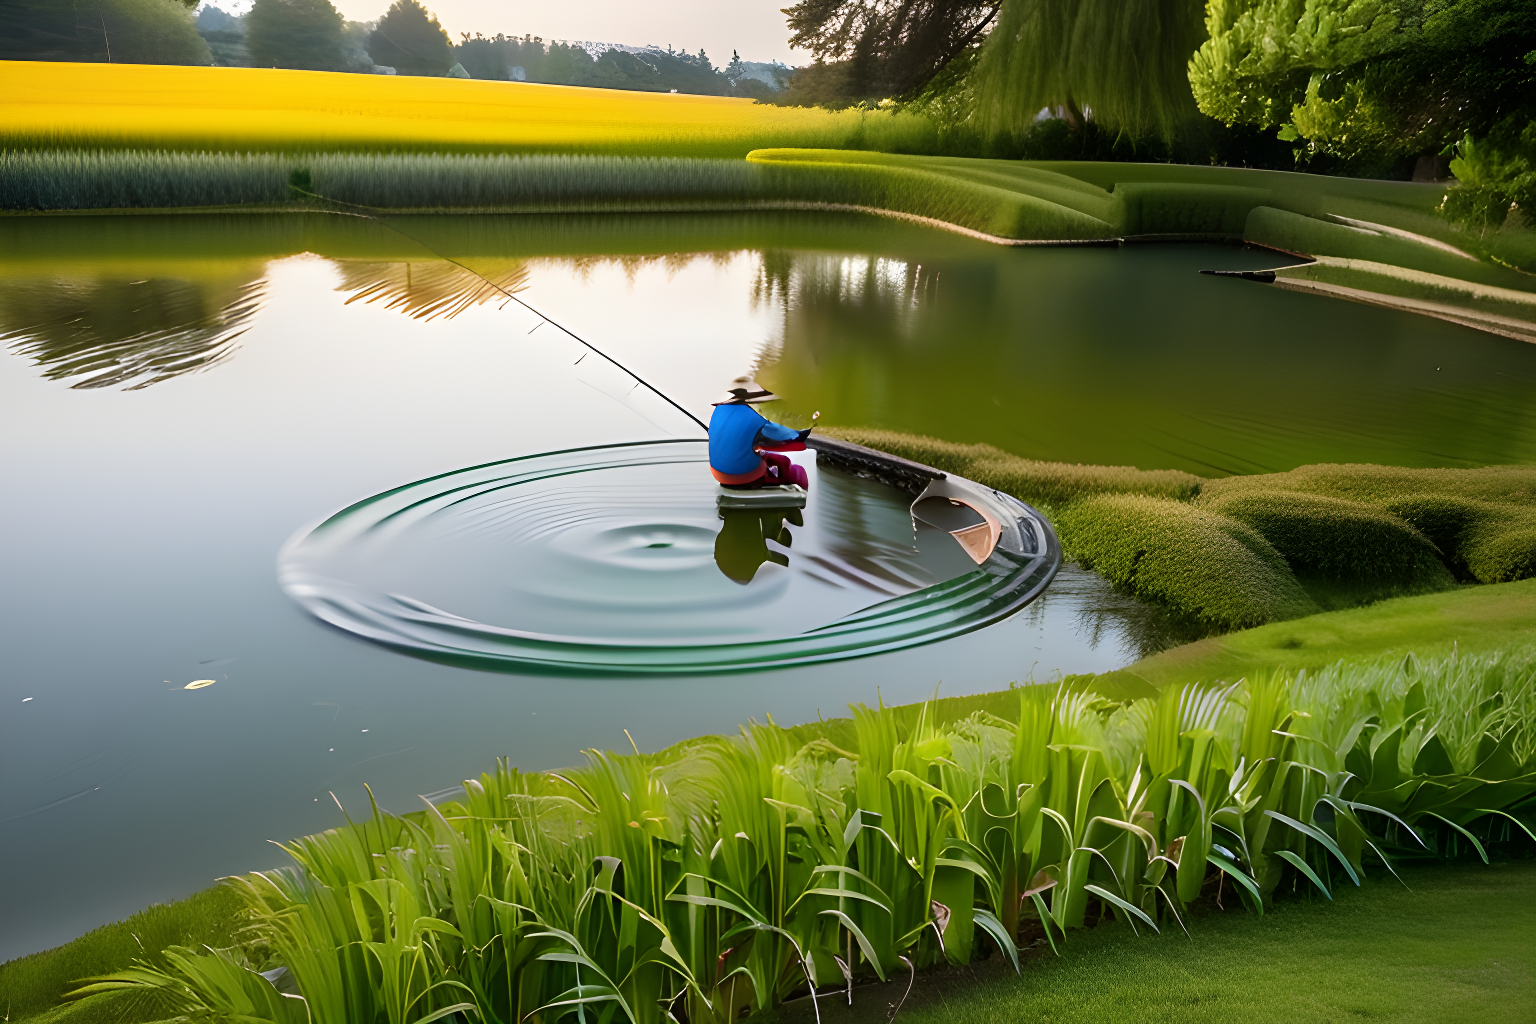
[298,189,710,434]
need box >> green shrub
[831,428,1536,628]
[1197,488,1456,598]
[1112,183,1271,236]
[1202,464,1536,585]
[1054,494,1318,629]
[820,427,1203,508]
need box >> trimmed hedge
[1197,488,1456,598]
[820,427,1202,508]
[1111,183,1271,236]
[1201,464,1536,585]
[825,427,1536,631]
[1055,494,1318,629]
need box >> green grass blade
[1083,885,1160,935]
[972,909,1021,973]
[1425,812,1490,864]
[1265,810,1362,886]
[1274,850,1332,899]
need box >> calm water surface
[3,212,1534,958]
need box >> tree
[782,0,1000,101]
[970,0,1208,142]
[245,0,353,71]
[1189,0,1536,164]
[367,0,452,75]
[0,0,211,64]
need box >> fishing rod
[298,189,710,434]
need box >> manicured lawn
[1108,577,1536,694]
[782,860,1536,1024]
[0,886,243,1023]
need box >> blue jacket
[708,403,801,476]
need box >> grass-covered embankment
[0,886,245,1024]
[5,584,1532,1023]
[12,643,1533,1024]
[783,860,1536,1024]
[825,428,1536,633]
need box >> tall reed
[73,648,1536,1023]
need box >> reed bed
[70,648,1536,1024]
[0,150,1110,241]
[0,61,937,159]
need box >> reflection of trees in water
[333,252,744,321]
[1,275,266,390]
[335,260,531,321]
[751,251,942,319]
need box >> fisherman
[708,377,811,489]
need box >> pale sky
[293,0,809,67]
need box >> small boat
[716,484,808,510]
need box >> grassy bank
[1111,578,1536,693]
[7,643,1531,1024]
[0,886,245,1024]
[783,860,1536,1024]
[824,428,1536,632]
[5,585,1533,1022]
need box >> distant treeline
[453,35,786,97]
[0,0,787,100]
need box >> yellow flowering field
[0,60,933,157]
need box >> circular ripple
[278,440,1061,674]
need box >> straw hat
[714,376,778,405]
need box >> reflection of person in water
[714,508,803,584]
[708,377,811,489]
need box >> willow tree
[971,0,1208,142]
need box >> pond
[2,211,1534,958]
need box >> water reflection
[0,274,266,390]
[752,245,1536,472]
[713,507,800,583]
[335,260,530,321]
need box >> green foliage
[367,0,451,76]
[826,428,1536,626]
[820,427,1203,508]
[1112,182,1270,235]
[1189,0,1403,132]
[1200,463,1536,585]
[245,0,355,72]
[781,0,1000,103]
[1440,130,1536,236]
[0,885,244,1022]
[1057,494,1318,629]
[972,0,1209,143]
[1190,0,1536,172]
[1196,489,1455,599]
[1117,578,1536,691]
[1241,205,1530,284]
[865,861,1536,1024]
[0,0,211,64]
[66,649,1536,1024]
[452,36,750,96]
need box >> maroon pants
[758,451,808,489]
